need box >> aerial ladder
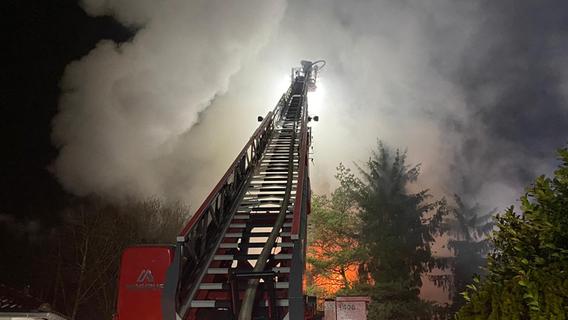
[115,60,325,320]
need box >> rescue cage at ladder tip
[114,60,325,320]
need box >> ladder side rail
[290,92,309,240]
[288,80,311,319]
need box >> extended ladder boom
[115,60,324,320]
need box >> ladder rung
[224,232,291,238]
[238,206,290,212]
[243,195,284,201]
[191,300,220,308]
[197,282,289,290]
[213,254,292,261]
[229,223,246,228]
[199,283,224,290]
[219,242,294,249]
[190,299,289,308]
[237,209,285,214]
[229,222,291,229]
[239,199,284,205]
[231,214,293,220]
[249,181,289,185]
[207,267,290,274]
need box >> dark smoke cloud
[52,0,568,211]
[442,0,568,207]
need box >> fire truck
[115,60,325,320]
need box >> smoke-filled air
[52,0,568,211]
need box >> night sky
[2,0,132,222]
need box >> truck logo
[126,268,163,290]
[136,269,155,284]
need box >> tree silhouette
[442,195,494,312]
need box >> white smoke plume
[52,0,286,202]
